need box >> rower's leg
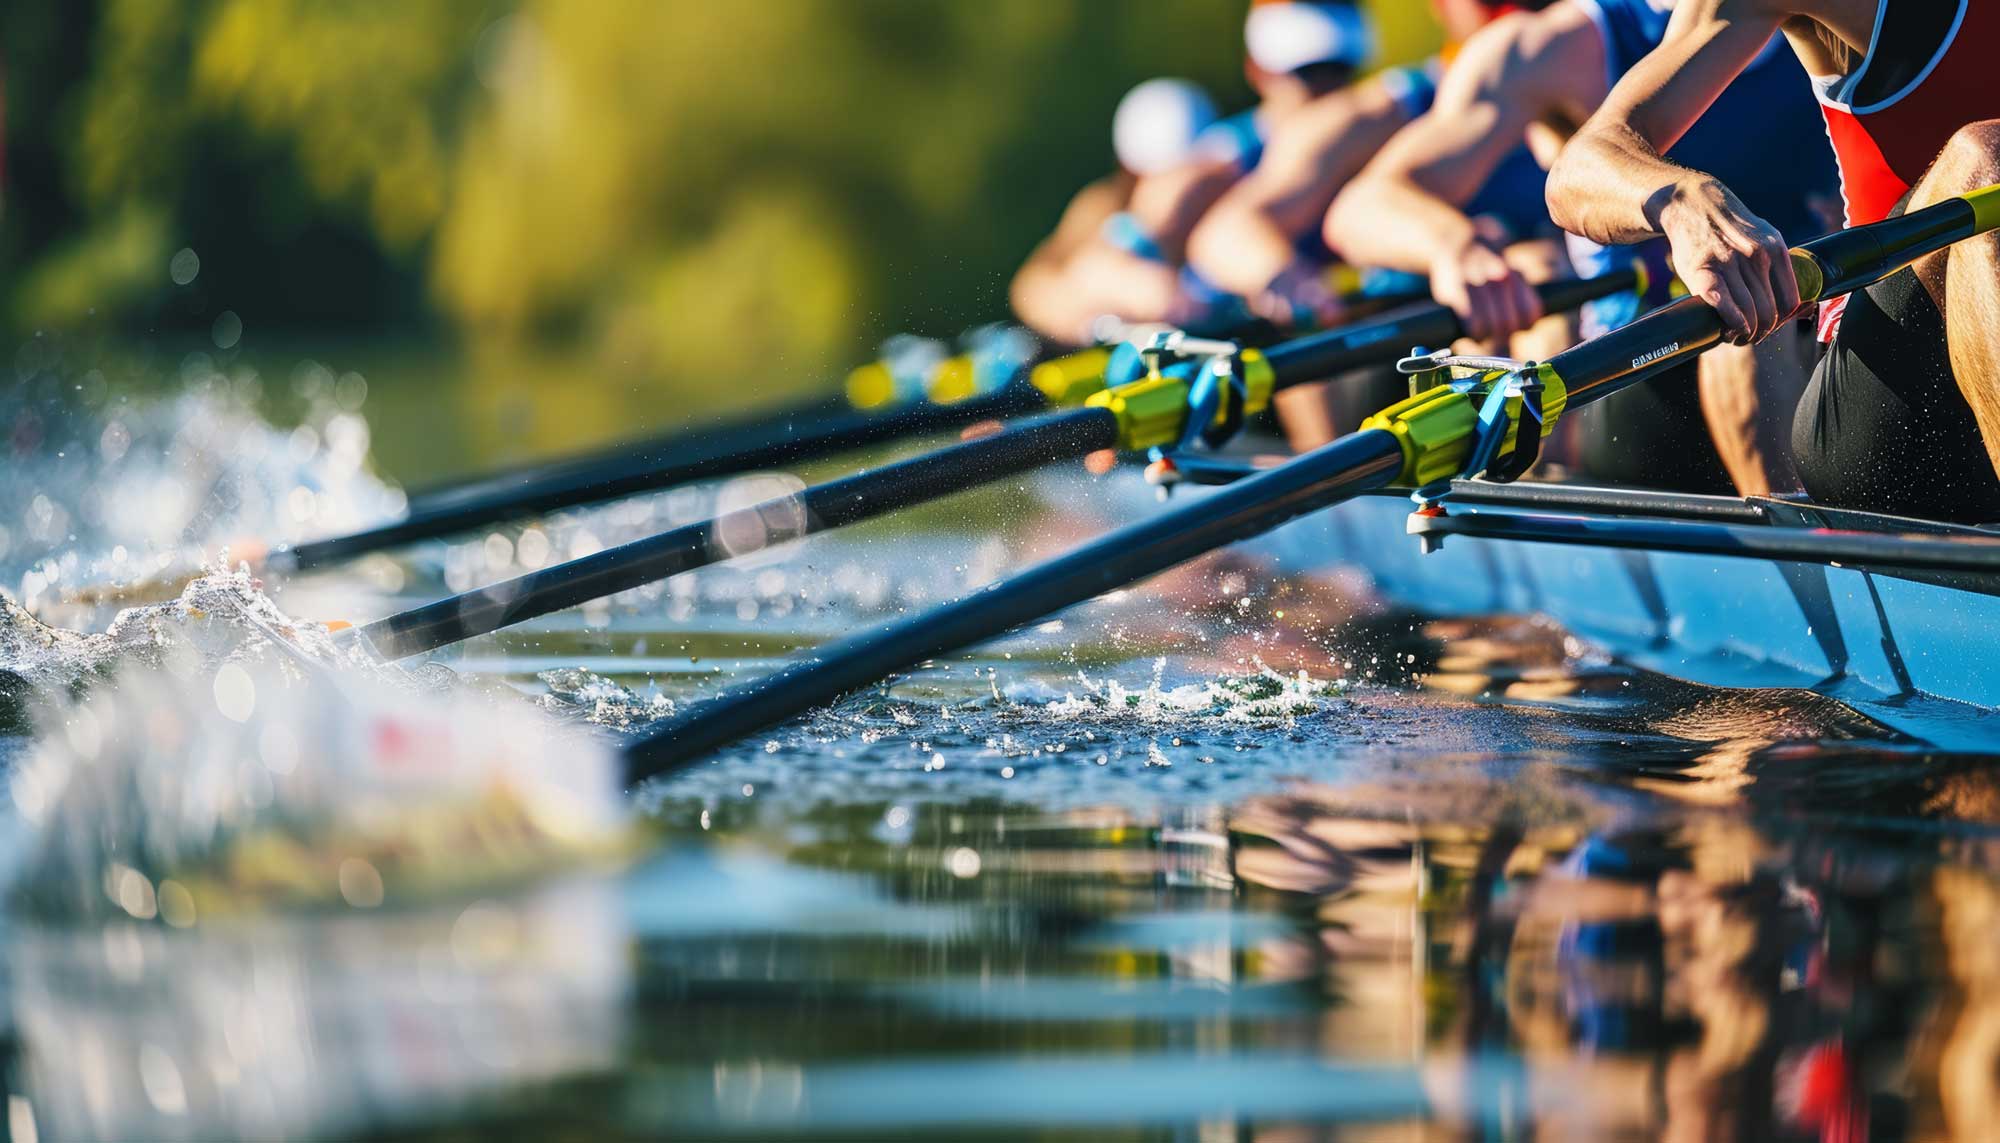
[1273,383,1341,451]
[1905,120,2000,478]
[1502,239,1585,470]
[1695,323,1809,497]
[1273,365,1413,452]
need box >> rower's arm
[1185,79,1412,302]
[1546,0,1805,343]
[1010,176,1139,344]
[1544,0,1787,245]
[1126,158,1241,265]
[1326,7,1604,275]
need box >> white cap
[1112,78,1219,175]
[1244,2,1374,76]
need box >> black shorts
[1791,266,2000,523]
[1569,363,1737,496]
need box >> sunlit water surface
[4,369,2000,1141]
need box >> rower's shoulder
[1263,80,1404,151]
[1654,0,1809,28]
[1690,0,1800,17]
[1440,4,1602,99]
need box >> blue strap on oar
[1489,369,1548,484]
[1104,341,1150,388]
[1143,351,1256,494]
[1152,353,1248,460]
[872,334,950,405]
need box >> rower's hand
[1430,239,1543,342]
[1658,176,1799,345]
[1254,263,1345,330]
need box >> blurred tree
[5,0,1438,406]
[428,0,1254,395]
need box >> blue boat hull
[1262,494,2000,750]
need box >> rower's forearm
[1066,245,1186,324]
[1325,176,1478,275]
[1185,207,1301,300]
[1010,263,1091,346]
[1546,123,1694,246]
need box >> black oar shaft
[621,429,1405,783]
[400,394,851,514]
[279,385,1044,572]
[356,292,1566,653]
[357,408,1119,659]
[1261,269,1637,384]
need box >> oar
[350,274,1628,660]
[71,290,1434,607]
[619,185,2000,782]
[267,385,1046,576]
[279,289,1432,574]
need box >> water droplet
[212,664,256,723]
[947,847,982,878]
[169,248,201,286]
[211,310,242,349]
[338,859,385,908]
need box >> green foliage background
[2,1,1440,468]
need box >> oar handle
[1556,185,2000,414]
[1789,184,2000,304]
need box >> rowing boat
[1214,475,2000,750]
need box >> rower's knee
[1928,121,2000,198]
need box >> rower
[1183,6,1444,330]
[1009,77,1224,347]
[1546,0,2000,523]
[1327,0,1839,497]
[1010,1,1371,349]
[1184,0,1559,446]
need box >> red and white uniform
[1812,0,2000,338]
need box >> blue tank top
[1569,0,1839,332]
[1466,143,1554,246]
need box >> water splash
[9,657,632,923]
[4,371,403,602]
[538,666,675,728]
[1,564,384,722]
[633,657,1385,817]
[1031,659,1344,724]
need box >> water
[4,365,2000,1140]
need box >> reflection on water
[14,584,2000,1138]
[620,695,2000,1139]
[9,376,2000,1138]
[10,879,629,1142]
